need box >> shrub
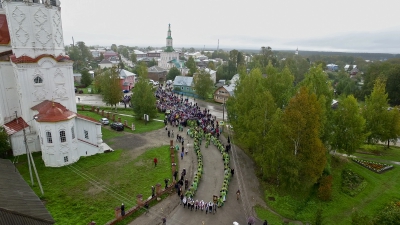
[318,175,333,201]
[374,201,400,224]
[341,169,367,196]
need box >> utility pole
[222,98,225,132]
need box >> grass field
[15,145,172,225]
[77,110,164,134]
[354,144,400,162]
[256,155,400,224]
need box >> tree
[0,127,10,158]
[382,107,400,148]
[363,78,390,144]
[80,70,93,87]
[167,67,181,81]
[122,48,129,59]
[99,53,104,61]
[130,52,137,63]
[193,69,214,99]
[186,56,197,76]
[331,95,367,155]
[68,41,93,71]
[281,87,326,192]
[207,61,216,70]
[130,63,157,120]
[99,67,123,111]
[265,63,295,109]
[111,44,117,52]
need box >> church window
[71,127,75,139]
[84,130,89,139]
[59,130,66,142]
[64,156,68,162]
[34,76,43,84]
[46,131,52,143]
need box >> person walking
[263,220,268,225]
[173,170,178,181]
[171,130,174,138]
[153,158,158,167]
[168,130,170,138]
[164,178,169,189]
[144,202,149,214]
[162,217,166,225]
[151,186,155,197]
[120,203,125,216]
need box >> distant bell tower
[165,24,174,52]
[295,47,299,55]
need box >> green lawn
[354,144,400,162]
[256,155,400,224]
[15,146,172,225]
[77,110,164,134]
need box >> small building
[173,76,195,96]
[327,63,339,71]
[0,158,55,225]
[73,73,82,83]
[103,50,118,60]
[99,59,113,69]
[148,66,167,83]
[119,69,136,90]
[214,85,235,103]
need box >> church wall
[12,58,76,122]
[0,62,20,125]
[76,118,101,154]
[3,2,65,58]
[38,120,79,167]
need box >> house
[173,76,195,96]
[148,66,167,83]
[327,63,339,71]
[103,50,118,60]
[99,59,113,69]
[0,159,55,225]
[119,69,136,90]
[73,73,82,83]
[214,85,235,103]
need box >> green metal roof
[164,46,175,52]
[166,36,172,39]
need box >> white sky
[61,0,400,53]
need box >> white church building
[158,24,185,71]
[0,0,109,167]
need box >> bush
[374,201,400,224]
[341,169,367,196]
[318,175,333,201]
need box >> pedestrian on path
[164,178,169,189]
[120,203,125,216]
[162,217,166,225]
[172,130,174,138]
[168,130,170,138]
[153,158,158,167]
[181,151,184,160]
[173,170,178,181]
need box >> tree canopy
[186,56,197,76]
[80,70,92,87]
[0,127,10,158]
[193,69,214,99]
[130,63,157,120]
[167,67,181,81]
[98,67,123,111]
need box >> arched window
[59,130,66,142]
[46,131,52,143]
[34,76,43,84]
[71,126,75,139]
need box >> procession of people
[155,86,234,215]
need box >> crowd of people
[155,86,234,215]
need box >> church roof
[0,159,55,225]
[31,100,76,122]
[76,114,101,124]
[2,118,29,135]
[164,46,175,52]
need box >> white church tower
[0,0,108,167]
[159,24,179,70]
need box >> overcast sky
[61,0,400,54]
